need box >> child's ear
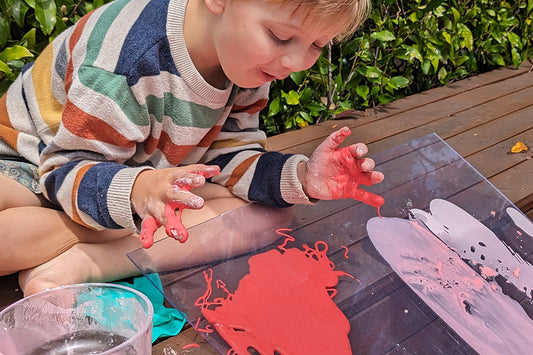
[205,0,226,15]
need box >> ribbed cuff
[107,166,154,233]
[280,154,318,205]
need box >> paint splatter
[194,230,353,354]
[182,343,200,349]
[367,216,533,354]
[342,245,350,259]
[411,199,533,298]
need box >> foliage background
[1,0,531,135]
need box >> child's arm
[204,89,384,209]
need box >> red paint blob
[195,231,353,354]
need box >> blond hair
[271,0,371,42]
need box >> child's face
[210,0,346,88]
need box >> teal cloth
[115,273,186,343]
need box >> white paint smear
[367,216,533,355]
[411,199,533,297]
[506,207,533,238]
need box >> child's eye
[312,43,325,51]
[268,30,291,45]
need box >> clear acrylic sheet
[128,133,533,354]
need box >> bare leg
[0,176,130,275]
[19,186,293,296]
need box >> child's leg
[19,187,293,296]
[0,175,131,274]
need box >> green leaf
[441,31,453,46]
[370,30,396,42]
[389,76,410,88]
[356,85,369,99]
[358,66,382,79]
[299,87,312,104]
[457,24,473,50]
[290,71,306,86]
[438,66,448,82]
[286,90,300,105]
[20,28,37,50]
[378,93,394,103]
[511,48,521,68]
[0,60,12,75]
[267,96,280,117]
[35,0,57,35]
[507,32,522,49]
[306,102,326,114]
[401,45,423,62]
[0,14,10,48]
[491,54,506,66]
[0,45,34,62]
[299,111,312,123]
[11,0,31,28]
[427,0,443,12]
[451,7,460,24]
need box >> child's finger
[349,143,368,158]
[167,190,205,209]
[140,216,160,249]
[164,202,189,243]
[351,189,385,208]
[318,127,352,153]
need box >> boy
[0,0,381,296]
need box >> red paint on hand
[165,202,188,243]
[330,145,385,215]
[139,167,220,248]
[140,217,160,249]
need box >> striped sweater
[0,0,311,232]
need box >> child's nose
[280,51,308,72]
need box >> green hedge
[261,0,533,135]
[0,0,110,93]
[1,0,531,136]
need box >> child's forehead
[265,0,365,40]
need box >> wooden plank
[489,157,533,214]
[367,86,533,154]
[387,318,476,354]
[466,127,533,179]
[275,69,533,158]
[348,286,441,354]
[152,326,218,354]
[447,104,533,157]
[266,62,533,153]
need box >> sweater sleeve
[38,0,167,232]
[204,84,315,207]
[39,64,153,232]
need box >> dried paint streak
[411,199,533,298]
[182,343,200,349]
[195,230,353,354]
[367,211,533,354]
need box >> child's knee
[0,175,43,210]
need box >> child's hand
[299,127,385,208]
[131,164,220,247]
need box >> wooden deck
[1,61,532,354]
